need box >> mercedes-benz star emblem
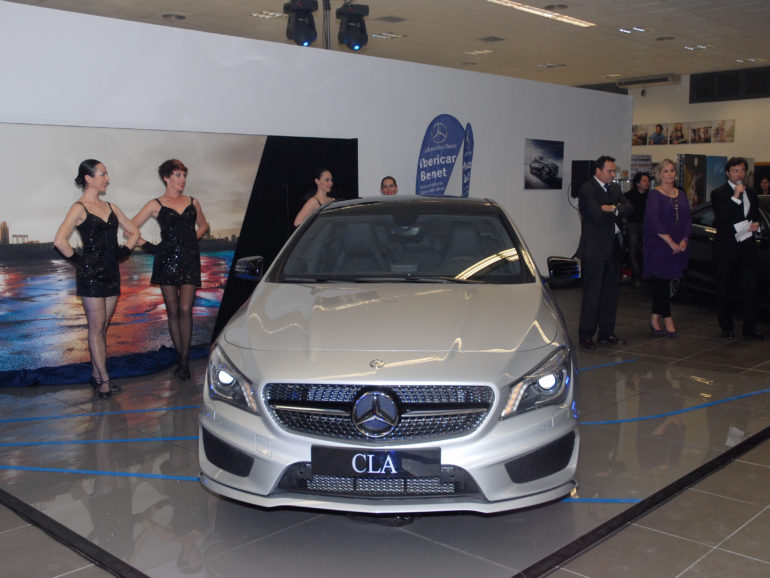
[431,122,448,144]
[351,390,399,438]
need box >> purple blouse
[642,188,692,280]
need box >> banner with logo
[415,114,473,197]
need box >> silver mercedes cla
[199,197,579,514]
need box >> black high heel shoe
[97,381,112,399]
[649,322,666,337]
[176,365,191,381]
[90,376,100,390]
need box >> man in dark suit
[711,157,766,340]
[576,155,633,349]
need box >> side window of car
[692,206,715,228]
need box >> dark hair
[158,159,188,184]
[656,124,664,131]
[594,155,616,173]
[74,159,102,189]
[381,175,397,188]
[725,157,748,172]
[632,171,650,186]
[314,168,332,180]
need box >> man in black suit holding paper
[576,155,633,350]
[711,157,766,340]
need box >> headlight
[500,346,571,419]
[207,345,260,415]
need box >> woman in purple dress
[643,159,692,337]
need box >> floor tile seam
[715,504,770,543]
[513,427,770,578]
[399,527,517,572]
[675,545,723,577]
[629,519,738,550]
[202,513,324,559]
[0,519,31,536]
[688,486,769,507]
[624,520,721,550]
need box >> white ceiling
[9,0,770,87]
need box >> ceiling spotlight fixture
[284,0,318,47]
[486,0,595,28]
[464,49,494,56]
[336,2,369,51]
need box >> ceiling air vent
[616,74,680,89]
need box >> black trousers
[650,276,672,318]
[579,241,622,339]
[714,239,758,333]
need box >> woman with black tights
[131,160,209,380]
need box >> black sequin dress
[151,197,201,286]
[75,202,121,297]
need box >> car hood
[223,282,560,353]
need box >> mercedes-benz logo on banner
[352,390,399,438]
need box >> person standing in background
[711,157,765,340]
[294,168,335,226]
[54,159,140,397]
[643,159,691,338]
[624,172,651,288]
[380,176,398,195]
[576,155,633,350]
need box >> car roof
[318,196,502,216]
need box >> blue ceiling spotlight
[284,0,318,47]
[336,2,368,51]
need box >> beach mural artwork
[0,123,267,373]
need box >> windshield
[275,206,536,284]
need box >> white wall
[630,77,770,165]
[0,2,632,272]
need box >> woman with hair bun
[54,159,140,398]
[131,159,209,380]
[293,168,335,227]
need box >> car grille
[263,383,494,441]
[277,463,480,497]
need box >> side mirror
[546,256,580,286]
[234,256,265,282]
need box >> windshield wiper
[281,276,347,283]
[404,275,483,284]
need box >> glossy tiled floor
[0,284,768,577]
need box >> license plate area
[312,447,441,478]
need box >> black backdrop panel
[213,136,358,338]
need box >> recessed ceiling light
[161,14,186,21]
[656,36,675,41]
[537,63,565,68]
[684,44,713,51]
[371,32,404,40]
[486,0,595,28]
[603,73,623,78]
[251,11,283,19]
[464,49,494,56]
[619,28,632,34]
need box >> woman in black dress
[54,159,140,398]
[131,159,209,380]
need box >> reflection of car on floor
[200,196,579,514]
[682,197,770,301]
[530,155,559,181]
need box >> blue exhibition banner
[462,123,474,197]
[415,114,472,197]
